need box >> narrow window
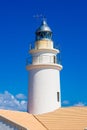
[54,56,56,63]
[57,92,59,102]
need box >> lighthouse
[26,20,63,115]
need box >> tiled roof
[36,107,87,130]
[0,107,87,130]
[0,110,46,130]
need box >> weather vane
[33,14,46,21]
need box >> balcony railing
[26,55,61,65]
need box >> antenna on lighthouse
[33,14,43,19]
[33,14,46,21]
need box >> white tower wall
[28,68,61,114]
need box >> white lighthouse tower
[26,20,63,115]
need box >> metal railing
[26,55,61,65]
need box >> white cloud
[0,91,27,111]
[16,93,27,100]
[62,100,70,105]
[74,102,85,107]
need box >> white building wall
[28,68,61,114]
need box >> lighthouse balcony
[26,55,61,65]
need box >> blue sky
[0,0,87,111]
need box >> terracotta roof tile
[0,107,87,130]
[0,110,46,130]
[35,107,87,130]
